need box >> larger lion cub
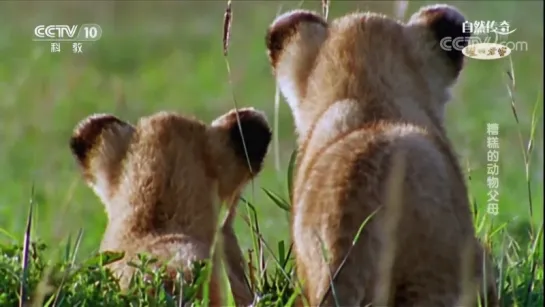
[266,4,498,307]
[69,108,271,306]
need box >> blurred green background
[0,1,542,258]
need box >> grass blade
[318,206,382,307]
[19,185,36,307]
[262,187,290,212]
[505,57,535,226]
[287,149,297,204]
[322,0,330,20]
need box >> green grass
[0,1,543,306]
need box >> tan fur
[69,108,272,306]
[266,4,498,307]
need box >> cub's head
[69,108,271,233]
[266,4,470,135]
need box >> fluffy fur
[266,4,498,306]
[69,108,272,306]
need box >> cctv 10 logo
[34,24,103,41]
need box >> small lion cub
[69,108,272,306]
[266,4,498,307]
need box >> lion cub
[266,4,498,307]
[69,108,272,306]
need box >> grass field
[0,1,543,306]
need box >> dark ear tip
[266,10,327,68]
[70,114,124,167]
[411,5,469,71]
[69,134,89,165]
[221,108,272,174]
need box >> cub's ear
[265,10,328,109]
[407,4,470,76]
[69,114,134,192]
[211,108,272,176]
